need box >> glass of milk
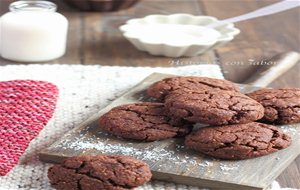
[0,1,68,62]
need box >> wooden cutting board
[39,73,300,190]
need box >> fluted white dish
[119,14,240,57]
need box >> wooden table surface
[0,0,299,189]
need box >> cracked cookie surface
[185,122,291,160]
[147,76,239,101]
[247,88,300,124]
[99,102,192,141]
[48,155,152,190]
[165,88,264,125]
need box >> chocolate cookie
[99,102,192,141]
[185,122,291,160]
[247,88,300,124]
[165,88,264,125]
[147,76,239,100]
[48,155,152,190]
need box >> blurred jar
[63,0,139,12]
[0,1,68,62]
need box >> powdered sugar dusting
[57,134,201,169]
[68,140,174,162]
[280,125,298,136]
[53,129,242,177]
[220,163,239,174]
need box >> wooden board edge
[152,171,264,190]
[39,152,68,164]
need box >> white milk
[0,1,68,62]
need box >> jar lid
[9,1,57,12]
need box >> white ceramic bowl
[119,14,240,57]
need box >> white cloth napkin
[0,64,296,190]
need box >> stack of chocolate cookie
[48,77,300,190]
[99,76,300,160]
